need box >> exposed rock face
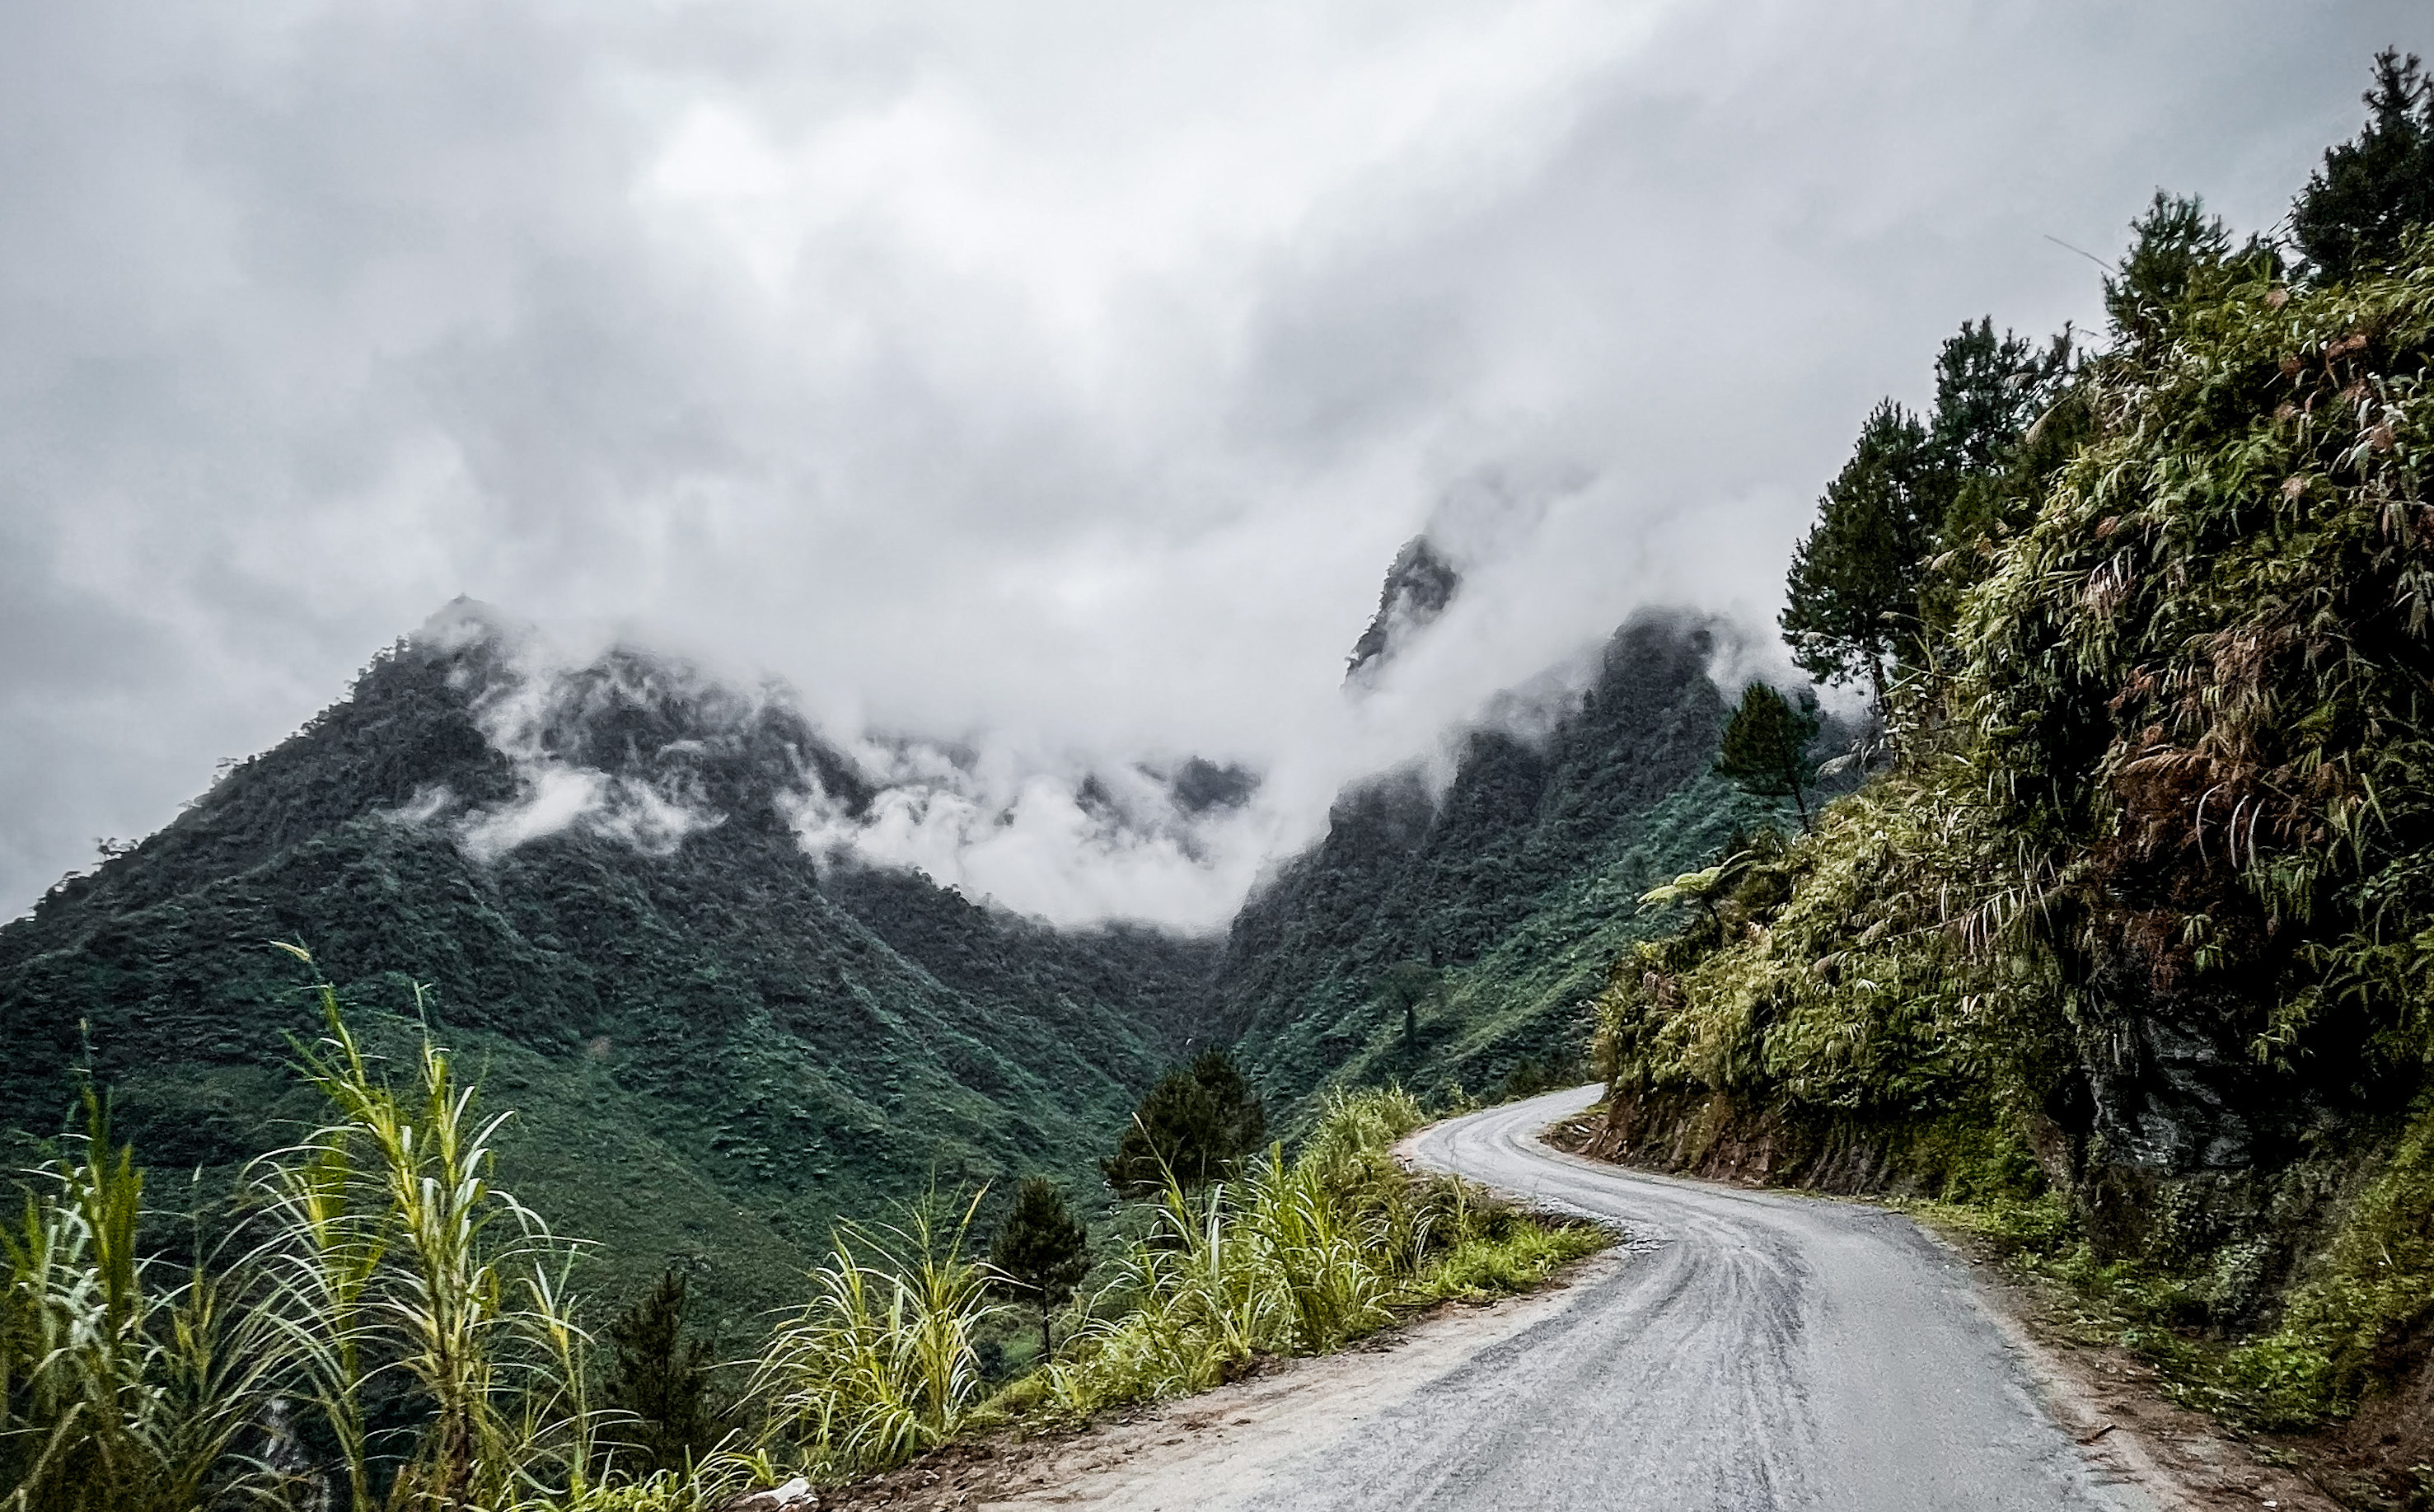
[1345,536,1461,684]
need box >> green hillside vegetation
[0,632,1215,1335]
[1589,57,2434,1468]
[0,577,1764,1349]
[1221,615,1809,1122]
[0,975,1597,1511]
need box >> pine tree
[2104,192,2235,344]
[1917,317,2074,637]
[1376,961,1442,1060]
[1929,317,2067,476]
[1779,400,1939,723]
[2293,49,2434,283]
[990,1177,1092,1360]
[601,1269,729,1476]
[1714,682,1820,827]
[1101,1050,1268,1198]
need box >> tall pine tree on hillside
[2293,49,2434,283]
[1780,400,1940,725]
[1917,318,2075,637]
[1929,318,2069,476]
[2103,192,2278,345]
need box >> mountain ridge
[0,583,1756,1328]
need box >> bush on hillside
[1101,1051,1267,1198]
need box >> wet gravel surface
[1294,1086,2138,1511]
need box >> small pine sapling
[601,1268,730,1475]
[1715,681,1821,827]
[990,1177,1091,1361]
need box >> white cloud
[0,0,2413,915]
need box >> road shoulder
[810,1249,1626,1512]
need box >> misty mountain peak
[1345,536,1461,686]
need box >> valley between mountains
[0,595,1761,1333]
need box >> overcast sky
[1,0,2416,925]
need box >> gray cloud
[1,0,2416,919]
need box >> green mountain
[0,592,1762,1329]
[0,616,1216,1332]
[1224,612,1790,1117]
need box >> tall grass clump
[246,950,606,1510]
[1034,1086,1601,1419]
[747,1196,1003,1481]
[0,1098,281,1512]
[0,946,642,1512]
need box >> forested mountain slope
[0,616,1216,1330]
[1223,612,1791,1119]
[1,578,1772,1333]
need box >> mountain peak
[1345,536,1461,686]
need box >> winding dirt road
[980,1086,2154,1511]
[1387,1086,2129,1510]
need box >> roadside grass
[2,955,618,1512]
[986,1086,1607,1426]
[1903,1113,2434,1442]
[2,954,1603,1510]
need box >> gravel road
[966,1086,2159,1511]
[1374,1085,2136,1511]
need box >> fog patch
[438,612,730,864]
[784,734,1280,932]
[384,784,455,827]
[458,765,718,862]
[1422,456,1594,571]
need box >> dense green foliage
[1592,77,2434,1461]
[1100,1052,1266,1198]
[988,1177,1090,1360]
[1975,234,2434,1140]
